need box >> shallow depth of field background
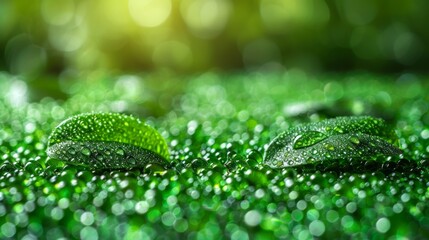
[2,2,429,239]
[1,0,428,78]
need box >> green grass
[1,71,429,239]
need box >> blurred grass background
[1,0,428,78]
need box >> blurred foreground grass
[1,71,429,239]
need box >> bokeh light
[41,0,75,26]
[129,0,172,28]
[0,0,429,75]
[180,0,232,39]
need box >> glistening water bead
[264,116,402,168]
[46,113,170,169]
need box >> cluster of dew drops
[1,74,429,239]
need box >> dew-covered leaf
[264,116,401,168]
[46,113,170,169]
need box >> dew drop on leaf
[116,148,125,156]
[68,148,76,155]
[264,116,402,169]
[81,148,91,156]
[293,131,327,149]
[46,113,170,169]
[324,143,335,151]
[334,126,344,133]
[349,136,360,145]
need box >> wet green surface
[1,72,429,239]
[264,116,401,168]
[47,113,169,169]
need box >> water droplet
[293,131,327,149]
[334,126,344,133]
[145,163,167,175]
[307,157,316,163]
[349,136,360,145]
[128,157,136,165]
[68,148,76,155]
[324,144,335,151]
[116,148,125,156]
[81,148,91,156]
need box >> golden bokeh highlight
[129,0,172,28]
[0,0,428,75]
[180,0,232,39]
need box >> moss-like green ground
[1,71,429,239]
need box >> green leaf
[46,113,170,169]
[264,116,401,168]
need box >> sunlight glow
[129,0,172,28]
